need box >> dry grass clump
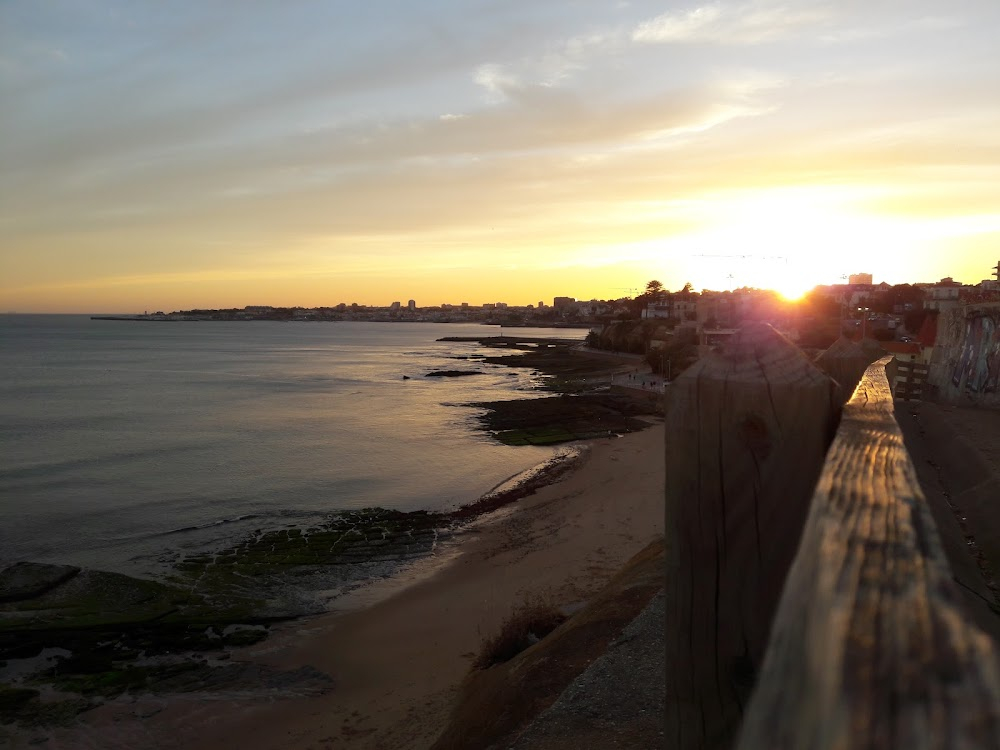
[473,598,567,670]
[430,539,666,750]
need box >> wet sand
[26,420,666,750]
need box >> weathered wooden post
[664,323,839,749]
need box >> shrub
[473,598,567,670]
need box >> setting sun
[773,278,811,302]
[644,184,964,300]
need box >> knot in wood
[739,413,771,460]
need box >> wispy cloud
[473,25,625,103]
[819,13,965,44]
[633,1,833,45]
[632,5,723,43]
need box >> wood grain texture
[737,356,1000,750]
[664,323,840,749]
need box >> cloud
[474,63,520,101]
[632,5,723,43]
[473,26,624,102]
[633,1,833,45]
[1,66,786,244]
[819,12,966,44]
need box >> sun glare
[773,278,811,302]
[669,186,911,296]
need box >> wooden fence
[665,326,1000,749]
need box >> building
[553,296,576,311]
[407,300,416,311]
[849,273,873,286]
[576,299,610,316]
[642,293,697,322]
[923,278,962,311]
[642,304,672,320]
[389,301,401,311]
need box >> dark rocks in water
[173,507,450,587]
[0,506,462,723]
[402,375,411,379]
[0,686,39,712]
[425,370,485,377]
[472,394,655,446]
[0,562,80,603]
[0,568,267,665]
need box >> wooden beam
[737,356,1000,750]
[664,323,840,749]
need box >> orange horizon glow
[4,4,1000,313]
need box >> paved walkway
[507,590,665,749]
[609,371,667,394]
[895,401,1000,643]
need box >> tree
[647,332,698,379]
[868,283,920,313]
[645,279,666,300]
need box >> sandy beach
[22,420,665,750]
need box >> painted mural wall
[929,303,1000,405]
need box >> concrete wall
[928,302,1000,405]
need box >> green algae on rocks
[470,394,655,446]
[170,507,450,602]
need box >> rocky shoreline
[0,338,660,737]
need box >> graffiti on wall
[951,314,1000,393]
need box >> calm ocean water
[0,316,583,576]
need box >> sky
[3,0,1000,312]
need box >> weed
[473,597,566,670]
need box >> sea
[0,315,585,580]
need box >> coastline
[1,337,664,748]
[5,420,665,749]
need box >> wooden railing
[736,355,1000,749]
[664,327,1000,749]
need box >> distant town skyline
[109,271,1000,318]
[5,266,1000,316]
[3,1,1000,313]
